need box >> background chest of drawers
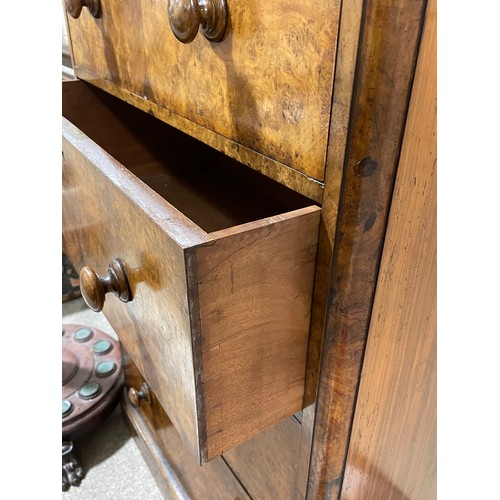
[62,0,436,497]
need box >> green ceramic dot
[96,360,117,377]
[92,339,112,355]
[74,328,93,342]
[78,382,101,400]
[62,400,73,417]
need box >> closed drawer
[64,0,340,183]
[122,351,251,499]
[62,80,320,463]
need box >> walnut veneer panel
[341,0,437,497]
[62,80,320,463]
[62,120,206,460]
[65,0,340,183]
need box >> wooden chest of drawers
[65,0,340,185]
[62,80,320,462]
[62,0,436,497]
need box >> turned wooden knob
[168,0,228,43]
[128,383,151,408]
[79,259,131,312]
[64,0,101,19]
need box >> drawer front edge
[62,121,209,460]
[122,352,251,499]
[65,0,341,181]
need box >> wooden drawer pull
[79,258,131,312]
[64,0,101,19]
[168,0,228,44]
[128,383,152,408]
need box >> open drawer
[62,80,320,463]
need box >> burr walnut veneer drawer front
[62,81,320,463]
[64,0,340,183]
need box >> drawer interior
[63,81,315,233]
[62,80,321,462]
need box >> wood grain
[305,0,427,497]
[62,80,316,232]
[65,72,325,203]
[124,405,190,500]
[302,0,365,405]
[295,0,366,495]
[123,353,250,499]
[196,207,320,460]
[63,81,321,463]
[66,0,341,182]
[223,416,302,499]
[63,117,207,460]
[340,0,436,496]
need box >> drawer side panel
[195,206,321,460]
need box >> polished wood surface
[62,80,320,462]
[64,72,324,202]
[79,258,131,312]
[341,0,436,496]
[306,0,428,497]
[124,408,189,500]
[128,383,152,409]
[302,0,364,408]
[62,81,316,230]
[77,71,325,202]
[66,0,341,182]
[63,114,206,460]
[62,0,437,493]
[123,353,250,499]
[167,0,228,44]
[295,0,366,493]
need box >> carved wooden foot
[62,441,84,491]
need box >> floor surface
[62,297,164,499]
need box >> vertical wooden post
[340,0,437,495]
[306,0,428,497]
